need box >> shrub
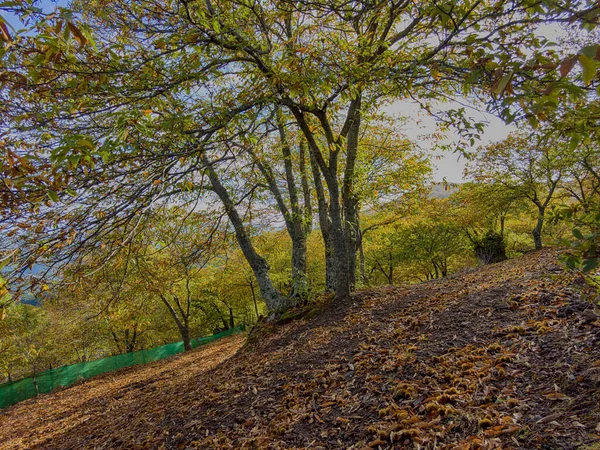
[473,232,507,264]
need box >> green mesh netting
[0,325,244,409]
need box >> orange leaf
[67,21,88,47]
[0,22,11,42]
[543,392,568,400]
[559,56,577,77]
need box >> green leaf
[67,155,81,167]
[578,55,596,85]
[582,258,599,273]
[572,228,584,240]
[569,135,580,151]
[77,138,94,149]
[578,45,598,59]
[101,151,112,163]
[48,190,59,202]
[564,255,578,270]
[212,18,220,33]
[527,114,539,128]
[493,72,513,95]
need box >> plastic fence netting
[0,325,244,409]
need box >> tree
[3,304,52,386]
[554,202,600,274]
[535,99,600,273]
[2,0,587,308]
[364,198,470,284]
[562,143,600,210]
[235,113,314,299]
[468,131,574,250]
[131,210,228,351]
[451,182,529,262]
[0,303,26,383]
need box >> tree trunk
[158,293,193,351]
[533,178,558,250]
[532,211,544,250]
[388,251,394,285]
[308,143,335,292]
[328,190,351,298]
[181,323,192,351]
[111,331,123,354]
[441,260,448,277]
[228,307,235,329]
[341,94,362,293]
[124,327,137,353]
[341,190,360,291]
[291,234,308,298]
[290,96,361,300]
[375,259,392,285]
[358,235,367,286]
[344,210,359,290]
[249,123,312,302]
[249,279,260,320]
[324,239,336,292]
[219,313,229,330]
[202,153,288,312]
[32,370,39,396]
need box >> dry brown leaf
[537,413,562,424]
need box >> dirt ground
[1,248,599,449]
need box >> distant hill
[1,249,598,450]
[19,294,41,307]
[1,263,49,307]
[428,182,460,199]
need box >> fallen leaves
[537,412,563,424]
[1,249,599,449]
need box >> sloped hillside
[1,249,599,449]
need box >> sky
[387,101,517,184]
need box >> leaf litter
[1,248,599,449]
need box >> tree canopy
[0,0,599,323]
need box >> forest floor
[1,248,600,450]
